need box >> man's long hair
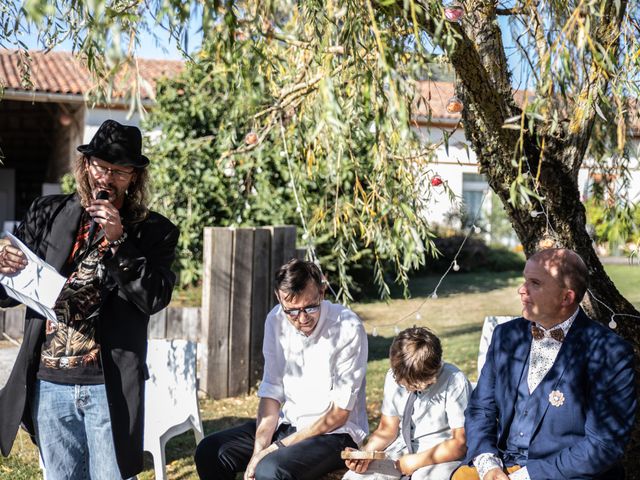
[73,155,150,222]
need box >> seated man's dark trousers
[195,420,357,480]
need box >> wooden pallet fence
[0,305,26,339]
[1,305,200,342]
[200,226,297,399]
[2,224,299,402]
[148,307,200,341]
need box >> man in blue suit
[453,248,636,480]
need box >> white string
[278,119,339,298]
[587,288,640,329]
[521,160,557,240]
[370,189,490,335]
[277,124,638,331]
[521,162,640,330]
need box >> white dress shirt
[257,300,369,444]
[474,309,579,480]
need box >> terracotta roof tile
[414,80,639,137]
[413,80,460,122]
[2,50,636,135]
[0,49,183,100]
[413,80,534,123]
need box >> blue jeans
[32,380,127,480]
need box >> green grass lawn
[2,265,638,480]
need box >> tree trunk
[409,0,640,473]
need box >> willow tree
[3,0,639,464]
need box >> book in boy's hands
[340,450,388,460]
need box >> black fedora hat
[77,120,149,168]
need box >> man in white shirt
[195,259,369,480]
[453,248,636,480]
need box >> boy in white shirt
[344,327,471,480]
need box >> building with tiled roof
[0,49,184,229]
[0,49,183,102]
[410,80,640,243]
[0,49,637,245]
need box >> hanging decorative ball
[608,318,617,329]
[539,237,555,249]
[430,175,443,186]
[474,225,481,234]
[234,30,248,41]
[415,312,422,320]
[245,131,259,145]
[453,260,460,272]
[446,96,464,113]
[431,292,438,299]
[444,2,465,22]
[530,210,542,218]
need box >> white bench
[477,315,516,379]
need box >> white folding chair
[143,339,204,480]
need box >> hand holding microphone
[86,190,109,247]
[86,190,124,247]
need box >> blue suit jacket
[464,310,636,479]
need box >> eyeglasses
[281,303,321,319]
[89,161,134,181]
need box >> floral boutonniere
[549,390,565,407]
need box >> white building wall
[416,125,640,247]
[416,125,488,227]
[83,108,142,144]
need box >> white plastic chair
[144,339,204,480]
[477,315,516,378]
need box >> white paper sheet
[0,232,66,323]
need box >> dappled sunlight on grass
[354,273,524,347]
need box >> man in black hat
[0,119,179,479]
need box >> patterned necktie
[531,324,564,342]
[401,391,418,454]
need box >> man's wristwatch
[108,231,128,248]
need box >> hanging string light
[520,159,638,330]
[366,190,490,335]
[587,289,640,330]
[279,119,338,299]
[278,118,638,336]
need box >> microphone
[87,190,109,248]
